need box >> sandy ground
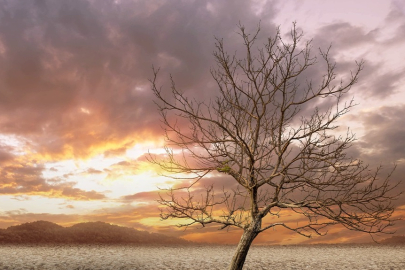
[0,244,404,269]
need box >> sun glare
[38,141,179,200]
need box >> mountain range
[1,220,403,245]
[380,235,405,245]
[0,221,191,245]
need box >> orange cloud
[0,0,403,248]
[0,159,106,201]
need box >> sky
[0,0,404,245]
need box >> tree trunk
[228,227,258,270]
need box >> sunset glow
[0,0,404,245]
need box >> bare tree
[149,23,399,270]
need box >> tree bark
[228,227,258,270]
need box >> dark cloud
[311,19,404,100]
[0,0,279,159]
[0,0,401,160]
[356,66,404,99]
[0,0,282,208]
[352,105,405,206]
[0,0,403,244]
[356,105,405,162]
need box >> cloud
[310,18,405,100]
[315,22,376,49]
[85,168,103,174]
[356,105,405,162]
[103,146,128,158]
[60,187,105,200]
[120,191,160,202]
[0,159,106,200]
[0,0,279,160]
[0,0,403,245]
[356,66,404,98]
[352,105,405,206]
[0,148,14,164]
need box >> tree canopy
[150,23,399,270]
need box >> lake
[0,244,404,269]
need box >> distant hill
[381,235,405,245]
[0,221,191,245]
